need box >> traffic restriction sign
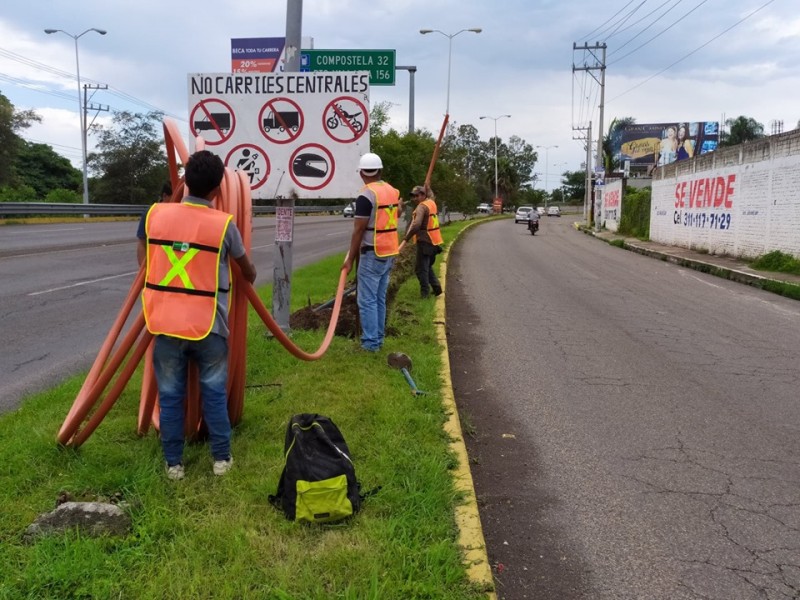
[190,99,236,145]
[225,144,271,191]
[258,97,304,145]
[322,96,368,143]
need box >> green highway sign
[300,50,396,86]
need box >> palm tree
[602,116,636,173]
[719,116,765,147]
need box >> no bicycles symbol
[322,96,368,143]
[190,99,236,145]
[258,97,304,145]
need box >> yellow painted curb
[435,220,497,599]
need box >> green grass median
[0,220,490,600]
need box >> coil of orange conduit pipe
[57,118,350,447]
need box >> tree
[561,170,587,202]
[719,115,765,147]
[15,142,81,197]
[603,116,636,173]
[0,91,41,187]
[88,110,169,204]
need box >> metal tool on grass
[387,352,426,396]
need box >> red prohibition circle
[258,97,304,145]
[225,143,271,191]
[288,143,336,191]
[189,98,236,145]
[322,96,369,143]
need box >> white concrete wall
[602,179,623,233]
[650,131,800,259]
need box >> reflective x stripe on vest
[142,202,232,340]
[364,181,400,257]
[416,199,443,246]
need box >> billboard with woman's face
[614,122,719,166]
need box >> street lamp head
[93,29,108,35]
[419,29,433,34]
[44,29,58,34]
[468,28,483,33]
[479,116,487,120]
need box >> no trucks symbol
[323,96,368,143]
[190,99,236,145]
[258,97,304,145]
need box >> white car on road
[514,206,534,223]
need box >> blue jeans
[153,333,232,466]
[357,250,394,351]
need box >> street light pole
[419,28,482,116]
[535,144,558,207]
[45,27,106,209]
[479,114,511,200]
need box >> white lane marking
[29,271,138,296]
[4,227,84,235]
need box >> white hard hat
[357,153,383,171]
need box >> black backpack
[269,414,362,523]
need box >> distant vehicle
[536,206,546,216]
[547,206,561,217]
[343,202,355,218]
[476,203,492,214]
[514,206,534,223]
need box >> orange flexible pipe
[58,118,349,447]
[425,113,450,187]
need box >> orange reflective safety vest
[142,202,232,340]
[415,199,443,246]
[364,181,400,257]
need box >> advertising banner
[614,122,719,167]
[188,72,371,199]
[603,179,623,232]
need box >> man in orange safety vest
[136,150,256,481]
[342,152,400,352]
[398,185,443,298]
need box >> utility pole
[573,42,606,232]
[573,122,592,224]
[83,84,108,170]
[273,0,303,334]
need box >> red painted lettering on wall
[605,189,620,208]
[674,174,735,209]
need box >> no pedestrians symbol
[224,144,271,191]
[190,99,236,146]
[322,96,368,143]
[258,97,304,145]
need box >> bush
[619,186,650,239]
[0,185,38,202]
[44,188,81,203]
[750,250,800,275]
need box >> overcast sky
[1,0,798,192]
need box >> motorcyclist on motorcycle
[528,207,540,234]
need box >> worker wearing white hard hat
[343,153,401,352]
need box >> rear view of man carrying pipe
[136,150,257,481]
[342,152,401,352]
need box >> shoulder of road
[577,223,800,292]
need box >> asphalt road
[0,216,354,412]
[446,217,800,599]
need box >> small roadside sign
[301,49,395,86]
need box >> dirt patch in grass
[290,246,417,338]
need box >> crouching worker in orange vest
[136,150,257,481]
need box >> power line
[608,0,778,102]
[580,0,639,41]
[607,0,684,50]
[0,45,185,121]
[604,1,648,40]
[608,0,710,66]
